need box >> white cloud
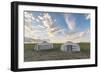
[24,11,41,24]
[32,16,35,21]
[24,12,90,43]
[36,18,40,22]
[63,14,90,42]
[24,11,41,42]
[54,19,56,22]
[79,28,90,37]
[66,28,90,42]
[31,13,63,38]
[64,14,76,31]
[24,12,32,18]
[85,14,91,20]
[42,13,53,28]
[24,12,32,25]
[38,13,62,37]
[37,25,45,28]
[24,24,35,39]
[38,16,44,20]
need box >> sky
[24,11,90,43]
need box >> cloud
[24,12,58,43]
[38,16,44,20]
[64,14,76,31]
[63,14,90,42]
[36,18,40,22]
[42,13,54,29]
[24,11,42,42]
[24,12,32,18]
[24,12,90,43]
[54,19,56,22]
[24,12,33,24]
[38,13,62,37]
[37,25,45,29]
[85,14,90,20]
[79,29,90,37]
[32,17,35,21]
[68,28,90,42]
[24,24,35,39]
[24,11,41,24]
[27,12,64,38]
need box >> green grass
[24,43,90,62]
[79,43,90,54]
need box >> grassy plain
[24,43,90,62]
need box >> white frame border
[18,5,95,68]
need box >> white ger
[34,41,53,51]
[61,41,80,52]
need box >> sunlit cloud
[24,11,90,43]
[38,13,62,37]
